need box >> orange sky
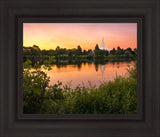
[23,23,137,50]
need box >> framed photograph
[23,23,138,115]
[0,0,160,137]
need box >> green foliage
[23,59,32,69]
[23,60,137,114]
[127,61,137,79]
[45,81,64,100]
[42,56,56,70]
[94,50,106,57]
[23,69,50,113]
[49,56,56,63]
[40,99,60,114]
[66,75,137,114]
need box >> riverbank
[23,55,136,66]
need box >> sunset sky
[23,23,137,50]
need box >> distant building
[100,38,106,50]
[99,38,111,52]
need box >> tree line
[23,44,137,58]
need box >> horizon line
[23,45,137,51]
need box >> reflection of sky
[23,23,137,50]
[41,61,134,89]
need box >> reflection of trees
[94,59,105,65]
[94,64,99,71]
[116,62,120,68]
[77,63,82,70]
[24,56,133,73]
[112,62,115,65]
[56,65,61,69]
[87,61,93,67]
[23,56,50,66]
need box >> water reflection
[41,61,134,89]
[100,65,105,75]
[95,64,99,72]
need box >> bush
[23,69,50,113]
[23,62,137,114]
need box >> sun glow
[23,23,137,50]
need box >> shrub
[23,69,50,113]
[23,62,137,114]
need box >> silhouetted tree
[105,50,109,56]
[76,45,82,55]
[77,45,82,52]
[110,48,116,55]
[94,44,99,50]
[56,46,60,51]
[117,46,121,51]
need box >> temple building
[100,38,106,50]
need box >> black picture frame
[0,0,160,137]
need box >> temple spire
[100,38,106,50]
